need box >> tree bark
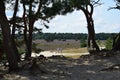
[22,3,29,59]
[80,4,100,51]
[24,2,34,60]
[0,1,18,71]
[11,0,20,61]
[25,21,34,60]
[24,1,42,60]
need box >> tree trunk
[11,36,21,61]
[87,15,100,51]
[11,0,21,61]
[81,4,100,51]
[22,2,29,60]
[24,1,42,60]
[0,1,18,71]
[24,2,34,60]
[25,23,34,60]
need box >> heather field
[33,39,105,53]
[33,39,81,51]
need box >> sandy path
[31,51,89,57]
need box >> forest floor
[0,51,120,80]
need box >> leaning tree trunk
[0,1,18,71]
[87,14,100,51]
[81,4,100,51]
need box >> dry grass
[61,47,89,59]
[62,47,88,53]
[64,55,81,59]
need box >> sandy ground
[31,51,89,57]
[0,51,120,80]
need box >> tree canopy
[115,0,120,9]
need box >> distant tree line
[33,33,86,41]
[31,33,117,41]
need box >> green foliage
[32,33,116,40]
[95,33,113,40]
[70,0,89,7]
[105,38,113,50]
[44,34,54,42]
[80,39,87,47]
[43,1,62,17]
[20,0,35,5]
[111,0,120,10]
[60,0,74,15]
[18,48,25,55]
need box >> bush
[80,39,87,47]
[105,38,113,50]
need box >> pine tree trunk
[11,36,21,61]
[81,5,100,51]
[87,16,100,51]
[0,1,18,72]
[11,0,20,61]
[25,2,34,60]
[25,23,33,60]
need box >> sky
[40,0,120,33]
[6,0,120,33]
